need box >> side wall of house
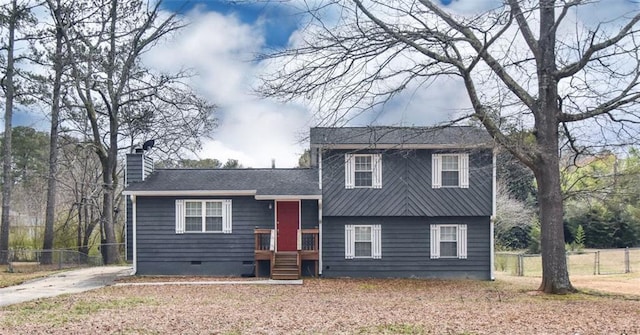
[321,149,493,217]
[321,216,491,279]
[125,153,144,262]
[135,196,318,275]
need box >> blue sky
[161,1,302,48]
[160,0,456,48]
[151,0,467,167]
[7,0,640,168]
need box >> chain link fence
[1,243,125,273]
[495,248,640,276]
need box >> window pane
[355,156,372,171]
[354,171,372,187]
[206,202,222,216]
[355,226,371,241]
[441,156,459,170]
[185,202,201,216]
[185,217,201,232]
[206,217,223,231]
[441,171,459,187]
[440,241,457,257]
[440,226,457,241]
[355,241,372,257]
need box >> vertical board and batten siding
[321,149,493,217]
[322,216,491,279]
[135,196,320,275]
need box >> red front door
[277,201,299,251]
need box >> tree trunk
[534,153,576,294]
[77,201,83,254]
[0,0,17,265]
[531,0,576,294]
[101,151,120,264]
[42,0,64,264]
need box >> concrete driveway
[0,266,131,307]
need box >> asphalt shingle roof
[125,168,320,196]
[310,126,492,147]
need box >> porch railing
[254,227,320,277]
[299,228,319,260]
[254,228,319,254]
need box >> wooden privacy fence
[495,248,640,277]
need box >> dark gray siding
[301,200,319,229]
[135,197,320,275]
[136,196,275,275]
[126,153,143,184]
[322,149,492,216]
[126,198,133,261]
[125,153,146,261]
[321,216,491,279]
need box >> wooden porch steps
[271,252,299,280]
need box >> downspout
[490,149,497,281]
[318,148,323,275]
[131,195,137,275]
[318,148,323,191]
[318,198,323,276]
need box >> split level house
[123,126,496,280]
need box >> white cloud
[145,7,312,168]
[142,0,640,169]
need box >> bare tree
[261,1,640,293]
[56,137,103,255]
[38,0,70,264]
[50,0,215,264]
[495,180,535,250]
[0,0,37,264]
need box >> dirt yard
[1,276,639,335]
[496,272,640,297]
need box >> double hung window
[345,154,382,189]
[430,224,467,259]
[432,153,469,188]
[345,224,382,259]
[175,200,232,234]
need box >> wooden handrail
[254,229,272,251]
[255,228,319,252]
[254,227,320,277]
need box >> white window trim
[345,153,382,189]
[345,224,382,259]
[430,224,467,259]
[432,153,469,189]
[175,199,232,234]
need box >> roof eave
[254,194,322,200]
[310,143,494,150]
[122,190,258,196]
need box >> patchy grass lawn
[1,277,639,335]
[0,269,61,288]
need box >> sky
[7,0,640,168]
[149,0,474,168]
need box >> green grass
[0,269,60,288]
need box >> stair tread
[271,252,300,279]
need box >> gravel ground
[1,278,639,335]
